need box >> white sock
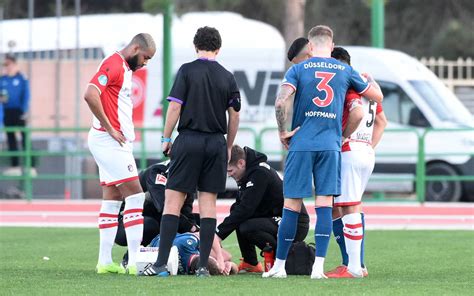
[312,256,325,273]
[123,192,145,266]
[98,200,122,265]
[342,213,363,275]
[272,258,286,271]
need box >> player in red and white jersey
[326,47,387,278]
[84,33,156,276]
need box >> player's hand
[217,257,226,275]
[227,147,232,163]
[107,128,127,146]
[361,72,374,82]
[223,261,232,276]
[279,126,300,150]
[162,141,172,157]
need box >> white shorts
[88,128,138,186]
[334,147,375,207]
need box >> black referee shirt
[167,58,240,134]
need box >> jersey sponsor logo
[187,239,194,245]
[155,174,167,185]
[313,71,336,107]
[246,181,254,188]
[98,75,108,86]
[127,164,134,172]
[305,110,337,119]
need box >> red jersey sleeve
[89,55,121,94]
[376,102,383,114]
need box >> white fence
[420,57,474,90]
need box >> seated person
[115,161,198,266]
[216,145,310,273]
[149,232,238,276]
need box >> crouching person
[217,145,309,273]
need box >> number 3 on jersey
[313,71,336,107]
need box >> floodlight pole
[162,0,174,127]
[371,0,384,48]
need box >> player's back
[173,233,199,274]
[175,59,238,134]
[342,91,382,152]
[282,57,369,152]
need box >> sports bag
[285,241,315,275]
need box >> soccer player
[84,33,156,275]
[326,47,387,278]
[286,37,312,64]
[217,145,309,273]
[149,233,238,276]
[263,25,383,279]
[141,26,240,277]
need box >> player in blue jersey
[150,233,237,275]
[262,25,383,279]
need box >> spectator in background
[0,54,33,177]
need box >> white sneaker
[3,167,22,176]
[262,267,287,278]
[167,246,179,276]
[310,269,328,279]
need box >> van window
[408,80,472,126]
[378,81,430,127]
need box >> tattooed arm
[275,85,299,149]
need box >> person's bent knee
[341,204,362,216]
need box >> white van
[345,46,474,202]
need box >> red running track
[0,200,473,230]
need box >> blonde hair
[308,25,333,47]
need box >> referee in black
[141,26,240,277]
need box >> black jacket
[217,147,309,240]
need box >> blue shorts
[283,151,341,198]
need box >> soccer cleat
[139,264,170,277]
[238,260,264,273]
[196,267,210,277]
[126,265,137,276]
[362,267,368,277]
[167,246,179,276]
[325,265,347,276]
[96,262,126,274]
[326,268,363,278]
[262,267,287,278]
[310,270,328,279]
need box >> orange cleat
[238,259,264,273]
[325,265,347,276]
[326,267,363,278]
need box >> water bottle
[262,243,274,272]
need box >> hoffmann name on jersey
[342,89,383,152]
[88,52,135,141]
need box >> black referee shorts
[166,130,227,193]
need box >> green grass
[0,228,473,295]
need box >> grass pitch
[1,228,473,295]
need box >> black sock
[198,218,217,269]
[154,214,179,267]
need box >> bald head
[129,33,156,51]
[308,25,333,48]
[122,33,156,72]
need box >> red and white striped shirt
[88,52,135,141]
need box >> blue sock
[315,207,332,258]
[275,208,299,260]
[361,212,365,268]
[333,217,348,266]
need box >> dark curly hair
[331,46,351,65]
[193,26,222,52]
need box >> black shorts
[166,130,227,193]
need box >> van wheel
[425,162,462,202]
